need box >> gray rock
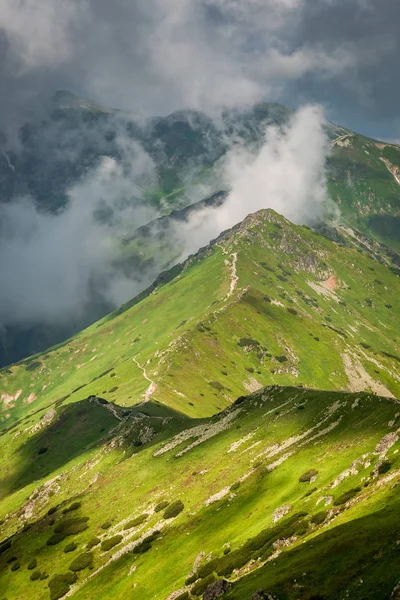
[391,583,400,599]
[248,591,266,600]
[203,579,231,600]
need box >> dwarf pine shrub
[154,501,169,513]
[123,514,148,530]
[163,500,184,519]
[101,535,123,552]
[69,552,93,572]
[48,572,77,600]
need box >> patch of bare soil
[322,275,338,290]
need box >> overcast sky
[0,0,399,140]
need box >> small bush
[311,511,327,525]
[101,520,112,529]
[86,537,100,549]
[27,558,37,570]
[101,535,123,552]
[0,539,12,554]
[109,386,118,393]
[25,361,41,371]
[295,521,309,536]
[185,573,199,585]
[47,533,66,546]
[191,574,217,596]
[62,502,81,515]
[175,592,190,600]
[216,551,250,577]
[69,552,93,572]
[238,338,259,348]
[40,572,49,580]
[55,516,89,534]
[123,514,148,530]
[132,531,159,555]
[209,381,225,391]
[132,540,151,554]
[378,460,391,475]
[275,355,287,363]
[62,501,81,514]
[38,447,48,455]
[10,561,20,571]
[64,543,77,553]
[287,307,298,315]
[30,570,41,581]
[230,481,240,491]
[154,501,169,513]
[163,500,184,519]
[334,487,361,506]
[48,572,77,600]
[48,506,58,516]
[299,469,319,483]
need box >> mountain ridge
[1,94,400,367]
[1,206,399,429]
[1,384,400,600]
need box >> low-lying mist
[175,104,329,257]
[0,104,330,362]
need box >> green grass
[1,209,399,431]
[1,386,400,599]
[0,208,399,600]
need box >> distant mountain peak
[52,90,109,113]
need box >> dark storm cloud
[289,0,400,137]
[0,0,397,136]
[0,0,398,332]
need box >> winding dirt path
[227,252,238,298]
[216,244,239,300]
[133,357,157,402]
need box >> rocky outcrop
[203,579,231,600]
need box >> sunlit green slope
[1,208,399,429]
[1,387,400,600]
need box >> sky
[0,0,399,140]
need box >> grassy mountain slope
[1,387,400,600]
[327,127,400,247]
[1,209,399,430]
[2,96,400,368]
[1,208,400,600]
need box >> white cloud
[176,104,329,255]
[0,0,87,72]
[0,138,157,327]
[0,0,388,118]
